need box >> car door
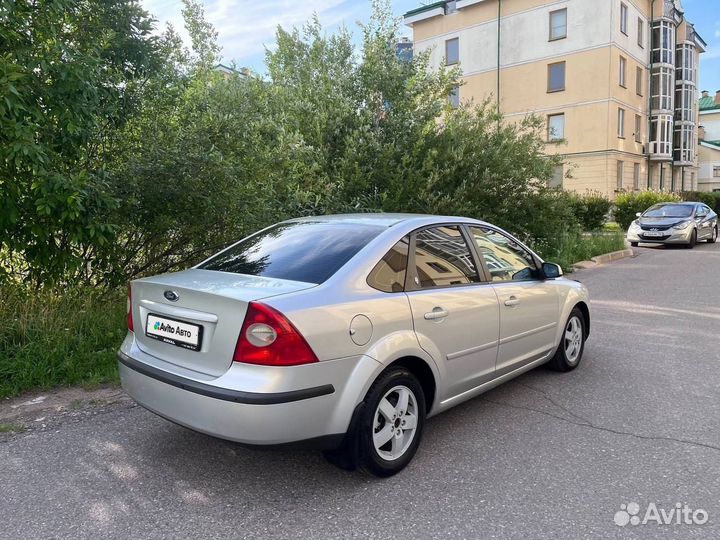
[695,205,711,239]
[467,225,560,376]
[405,225,500,399]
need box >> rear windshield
[643,204,694,218]
[198,221,384,284]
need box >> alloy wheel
[564,316,583,365]
[372,385,419,461]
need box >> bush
[680,191,719,211]
[0,286,125,398]
[568,191,612,231]
[709,192,720,215]
[614,191,681,229]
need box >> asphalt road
[2,242,720,540]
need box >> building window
[636,67,643,96]
[547,62,565,92]
[445,38,459,66]
[449,85,460,108]
[652,20,675,65]
[676,43,696,84]
[620,3,628,35]
[675,84,696,123]
[549,9,567,41]
[618,108,625,138]
[651,66,674,112]
[713,166,720,178]
[650,114,673,157]
[673,123,695,164]
[638,18,644,48]
[619,56,627,87]
[633,163,641,190]
[617,161,624,190]
[548,113,565,141]
[635,114,642,143]
[549,165,564,188]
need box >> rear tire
[547,307,586,372]
[324,367,426,477]
[708,226,718,244]
[686,229,697,249]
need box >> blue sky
[142,0,719,91]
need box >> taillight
[127,283,134,332]
[233,302,318,366]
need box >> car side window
[367,237,409,293]
[412,226,480,288]
[697,206,708,217]
[468,226,538,282]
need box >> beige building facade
[697,90,720,191]
[404,0,706,198]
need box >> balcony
[673,124,696,165]
[651,66,674,114]
[651,20,676,67]
[675,43,697,84]
[649,114,673,161]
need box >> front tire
[686,229,697,249]
[707,226,718,244]
[547,308,586,372]
[630,241,639,247]
[325,367,426,477]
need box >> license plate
[146,314,203,351]
[644,230,666,237]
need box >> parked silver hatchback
[119,214,590,476]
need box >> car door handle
[504,296,520,307]
[424,307,449,320]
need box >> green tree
[0,0,159,284]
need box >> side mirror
[635,212,642,217]
[542,262,563,279]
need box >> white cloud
[141,0,366,65]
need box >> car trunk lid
[131,269,315,377]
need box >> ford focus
[119,214,590,476]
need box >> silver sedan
[119,214,590,476]
[627,202,718,248]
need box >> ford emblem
[164,290,179,302]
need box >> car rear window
[198,221,385,284]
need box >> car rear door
[405,225,500,399]
[467,225,560,376]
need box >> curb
[572,248,634,271]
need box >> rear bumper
[118,335,379,446]
[118,352,334,404]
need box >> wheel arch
[383,356,437,414]
[574,301,590,338]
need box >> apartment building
[403,0,706,198]
[698,90,720,191]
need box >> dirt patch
[0,385,135,440]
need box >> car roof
[284,213,487,227]
[657,202,698,206]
